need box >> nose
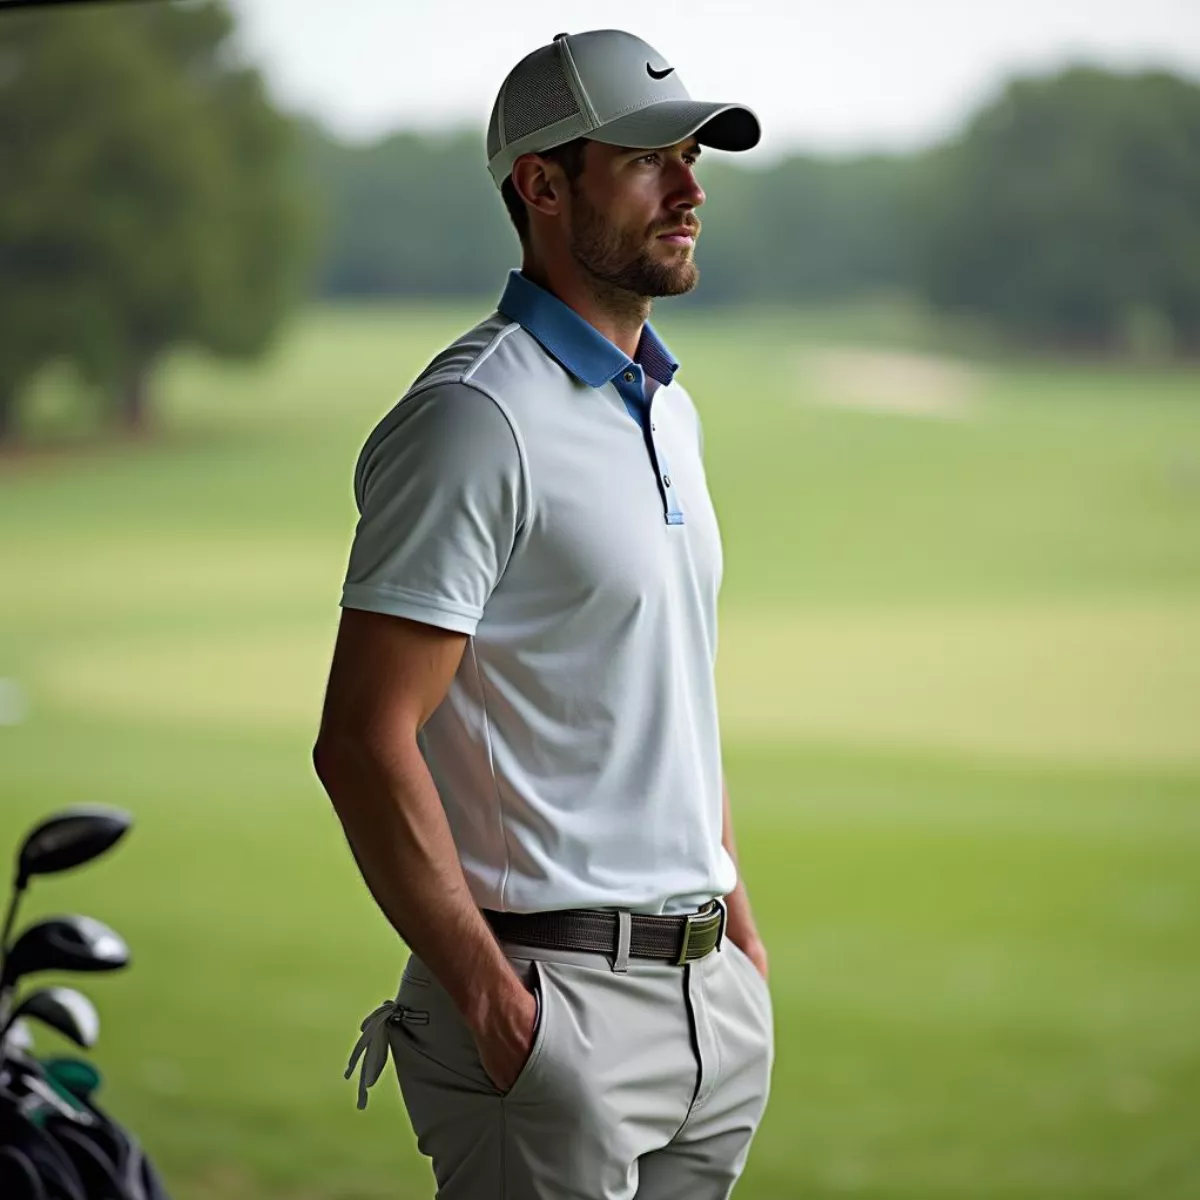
[670,162,705,211]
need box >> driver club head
[15,807,132,889]
[1,915,129,994]
[3,986,99,1051]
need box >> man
[315,29,772,1200]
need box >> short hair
[500,138,590,246]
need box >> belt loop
[613,910,632,974]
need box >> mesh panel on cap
[486,99,502,159]
[501,46,582,145]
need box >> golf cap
[486,30,760,188]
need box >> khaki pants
[378,936,774,1199]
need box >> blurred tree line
[1,0,1199,444]
[0,0,308,442]
[305,64,1200,358]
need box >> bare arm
[722,777,769,980]
[312,607,535,1088]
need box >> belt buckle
[676,899,727,966]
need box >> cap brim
[587,100,761,154]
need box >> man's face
[564,139,705,298]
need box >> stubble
[568,190,700,301]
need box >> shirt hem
[340,587,481,635]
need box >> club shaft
[0,883,22,1025]
[0,886,18,960]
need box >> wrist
[459,966,526,1034]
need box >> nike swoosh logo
[646,63,675,80]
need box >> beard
[567,190,699,298]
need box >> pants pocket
[388,964,497,1094]
[725,940,773,1023]
[389,956,551,1099]
[500,960,551,1100]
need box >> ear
[511,154,568,221]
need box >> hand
[471,980,538,1093]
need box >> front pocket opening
[503,961,550,1100]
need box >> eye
[637,152,660,165]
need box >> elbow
[313,733,367,833]
[313,719,422,815]
[312,726,409,809]
[312,731,353,798]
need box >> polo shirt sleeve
[340,382,525,636]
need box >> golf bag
[0,1049,171,1199]
[1,806,172,1198]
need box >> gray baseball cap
[486,30,760,189]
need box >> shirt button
[651,423,656,431]
[663,474,672,487]
[623,370,635,383]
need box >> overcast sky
[228,0,1200,161]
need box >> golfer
[314,29,772,1199]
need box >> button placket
[614,367,685,526]
[646,393,684,525]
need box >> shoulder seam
[463,320,521,382]
[390,375,530,541]
[398,320,521,404]
[452,375,533,556]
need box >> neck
[522,257,650,360]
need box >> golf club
[0,988,99,1053]
[0,807,132,969]
[1,1018,31,1054]
[0,809,168,1195]
[0,917,128,1026]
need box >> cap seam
[557,37,599,128]
[489,112,591,185]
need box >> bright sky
[229,0,1200,161]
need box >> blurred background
[1,1,1198,1197]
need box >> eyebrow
[618,142,703,157]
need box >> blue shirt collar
[497,270,680,389]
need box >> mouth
[655,227,697,246]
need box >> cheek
[598,177,662,226]
[618,192,666,237]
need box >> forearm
[721,777,762,948]
[315,734,520,1027]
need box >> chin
[660,265,700,297]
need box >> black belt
[483,899,726,965]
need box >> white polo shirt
[341,271,736,916]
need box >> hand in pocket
[473,977,540,1092]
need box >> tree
[301,124,515,299]
[0,1,310,441]
[295,65,1200,361]
[690,152,924,308]
[917,67,1200,354]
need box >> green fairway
[2,303,1199,1199]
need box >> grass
[1,301,1199,1199]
